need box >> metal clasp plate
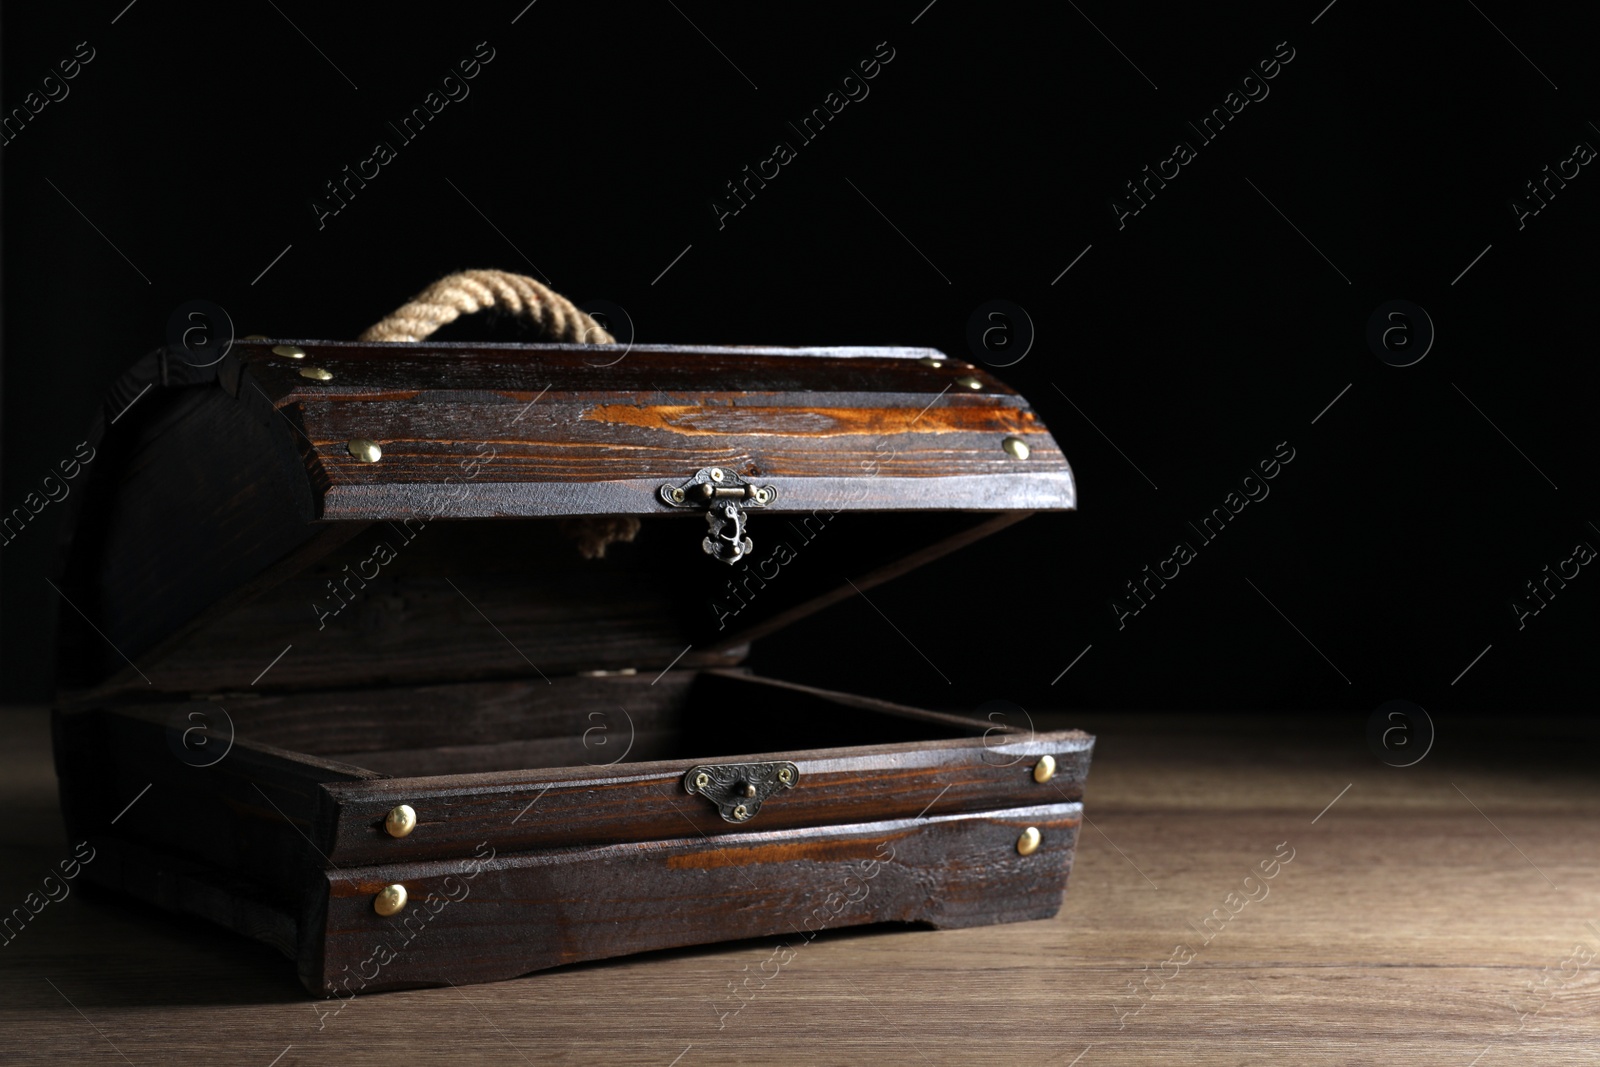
[683,760,799,823]
[658,467,777,565]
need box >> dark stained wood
[56,668,1091,867]
[68,523,372,703]
[52,706,379,900]
[230,341,1073,522]
[331,732,688,778]
[321,727,1090,865]
[47,339,1091,999]
[53,380,326,692]
[184,672,699,757]
[58,341,1073,693]
[312,802,1082,994]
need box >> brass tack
[347,439,383,464]
[1002,436,1031,460]
[298,366,333,381]
[383,803,416,838]
[918,356,946,368]
[1017,827,1042,856]
[1033,755,1057,783]
[955,375,984,390]
[373,883,408,916]
[743,783,757,797]
[272,344,306,359]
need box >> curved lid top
[55,341,1075,697]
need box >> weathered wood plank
[312,802,1083,994]
[321,729,1090,865]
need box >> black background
[3,1,1596,720]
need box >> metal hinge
[658,467,777,565]
[683,760,799,823]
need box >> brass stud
[1033,755,1057,783]
[1016,827,1042,856]
[918,356,946,368]
[383,803,416,838]
[694,772,711,791]
[373,883,408,916]
[347,439,382,464]
[1002,436,1031,460]
[743,782,757,797]
[298,366,333,381]
[732,804,750,821]
[955,375,984,390]
[271,344,306,359]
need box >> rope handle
[358,269,615,344]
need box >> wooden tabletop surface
[2,706,1596,1066]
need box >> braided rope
[358,269,615,344]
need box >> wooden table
[3,707,1595,1065]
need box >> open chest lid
[55,341,1075,698]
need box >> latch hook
[658,467,777,565]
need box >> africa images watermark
[709,840,897,1030]
[0,40,96,149]
[310,442,498,632]
[707,435,902,631]
[1113,840,1296,1029]
[1110,40,1297,230]
[1110,440,1297,629]
[1,441,97,549]
[310,41,497,230]
[1507,920,1600,1034]
[314,841,497,1029]
[1508,135,1595,232]
[0,842,98,949]
[710,40,897,230]
[1508,532,1594,631]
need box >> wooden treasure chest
[50,290,1092,995]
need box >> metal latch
[658,467,777,565]
[684,761,799,823]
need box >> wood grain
[319,725,1089,865]
[234,341,1073,522]
[52,671,1088,866]
[313,802,1081,993]
[59,341,1073,693]
[6,708,1598,1065]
